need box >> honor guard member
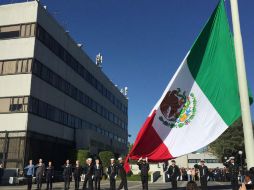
[224,157,239,190]
[35,158,45,190]
[137,157,150,190]
[117,157,128,190]
[45,161,54,190]
[198,160,209,190]
[73,160,82,190]
[167,160,180,190]
[83,158,93,190]
[107,158,117,190]
[0,162,4,185]
[63,160,72,190]
[93,158,103,190]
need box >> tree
[99,151,115,168]
[209,118,254,163]
[77,149,91,166]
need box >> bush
[99,151,115,169]
[77,149,91,166]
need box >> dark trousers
[94,176,101,190]
[27,175,33,190]
[83,175,93,190]
[74,176,80,190]
[118,176,128,190]
[171,179,177,189]
[46,177,53,190]
[231,178,239,190]
[110,177,116,190]
[36,174,43,189]
[200,176,208,190]
[64,176,71,190]
[141,175,148,190]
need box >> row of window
[0,23,36,39]
[0,58,127,131]
[188,159,220,163]
[36,24,128,115]
[32,59,127,131]
[0,59,32,75]
[0,96,127,145]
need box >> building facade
[0,1,128,169]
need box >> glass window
[0,98,11,112]
[0,25,20,39]
[2,60,16,74]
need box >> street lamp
[238,150,243,182]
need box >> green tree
[99,151,114,168]
[77,149,91,166]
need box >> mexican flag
[126,0,252,165]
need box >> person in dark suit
[63,160,72,190]
[73,160,82,190]
[83,158,93,190]
[107,158,117,190]
[35,158,45,190]
[224,157,239,190]
[198,160,209,190]
[167,160,180,190]
[137,157,149,190]
[45,161,54,190]
[0,162,4,185]
[117,157,128,190]
[93,158,103,190]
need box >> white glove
[167,174,169,178]
[114,175,117,179]
[92,175,94,179]
[107,175,110,179]
[177,176,179,180]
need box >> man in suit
[198,160,209,190]
[107,158,117,190]
[63,160,72,190]
[0,162,4,185]
[73,160,82,190]
[137,157,149,190]
[83,158,93,190]
[224,157,239,190]
[35,158,45,190]
[93,158,103,190]
[117,157,128,190]
[167,160,180,189]
[45,161,54,190]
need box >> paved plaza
[0,181,233,190]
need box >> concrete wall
[0,113,28,131]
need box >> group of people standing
[166,159,209,190]
[23,156,150,190]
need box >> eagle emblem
[159,88,196,128]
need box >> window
[2,60,16,74]
[0,25,20,39]
[0,98,11,112]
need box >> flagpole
[230,0,254,169]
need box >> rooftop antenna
[96,53,103,68]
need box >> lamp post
[238,150,243,182]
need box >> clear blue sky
[8,0,254,143]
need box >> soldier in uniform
[93,158,103,190]
[83,158,93,190]
[167,160,180,189]
[45,161,54,190]
[117,157,128,190]
[107,158,117,190]
[198,160,209,190]
[137,157,149,190]
[73,160,82,190]
[63,160,72,190]
[35,158,45,190]
[224,157,239,190]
